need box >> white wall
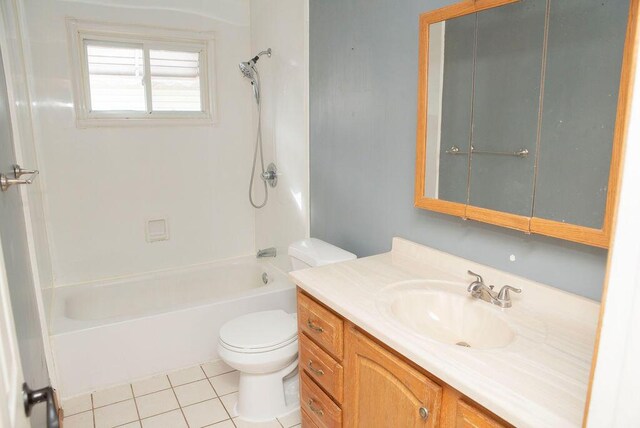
[20,0,256,286]
[250,0,309,255]
[586,14,640,424]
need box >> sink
[377,281,515,350]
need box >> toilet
[217,238,356,422]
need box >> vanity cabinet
[297,289,511,428]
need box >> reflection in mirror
[424,15,475,204]
[467,0,545,217]
[533,0,628,229]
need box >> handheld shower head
[239,48,271,103]
[239,61,255,80]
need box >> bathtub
[49,255,297,398]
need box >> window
[67,19,216,126]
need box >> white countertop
[289,238,599,427]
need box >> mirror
[416,0,633,247]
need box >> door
[0,239,30,427]
[0,5,53,426]
[343,325,442,427]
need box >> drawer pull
[307,360,325,376]
[419,406,429,420]
[307,399,324,417]
[307,319,324,333]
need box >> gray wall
[309,0,607,301]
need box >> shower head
[239,48,272,78]
[239,48,271,103]
[239,61,255,80]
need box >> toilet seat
[219,310,297,354]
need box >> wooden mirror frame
[414,0,639,248]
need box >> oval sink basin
[380,285,515,350]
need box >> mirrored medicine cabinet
[414,0,637,248]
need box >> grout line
[92,396,135,410]
[169,376,208,389]
[133,385,173,399]
[61,407,92,418]
[137,407,185,423]
[130,384,142,425]
[202,364,237,423]
[204,369,221,399]
[181,396,219,409]
[90,392,96,427]
[167,374,191,428]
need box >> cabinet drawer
[300,332,344,402]
[301,371,342,428]
[301,408,320,428]
[456,400,507,428]
[297,290,344,360]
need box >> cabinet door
[344,325,442,427]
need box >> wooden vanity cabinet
[297,288,511,428]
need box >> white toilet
[217,238,356,422]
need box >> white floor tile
[132,375,171,397]
[277,408,301,428]
[209,371,240,396]
[92,384,133,408]
[167,366,206,386]
[63,394,92,416]
[219,392,238,418]
[173,379,216,407]
[201,360,234,378]
[93,399,138,428]
[210,420,235,428]
[118,423,142,428]
[232,417,282,428]
[182,398,228,427]
[135,389,179,419]
[141,409,188,428]
[63,410,94,428]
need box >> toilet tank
[288,238,356,270]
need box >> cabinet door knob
[307,319,324,333]
[307,360,325,376]
[419,406,429,420]
[307,399,324,417]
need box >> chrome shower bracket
[261,163,278,188]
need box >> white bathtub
[49,255,297,398]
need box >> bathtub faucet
[257,247,277,258]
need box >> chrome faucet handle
[497,285,522,301]
[467,270,484,284]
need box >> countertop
[289,238,599,427]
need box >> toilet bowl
[217,239,356,422]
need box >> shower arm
[251,48,272,64]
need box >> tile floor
[61,360,301,428]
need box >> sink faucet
[467,270,521,308]
[257,247,277,258]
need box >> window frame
[67,19,217,127]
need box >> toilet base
[235,358,300,422]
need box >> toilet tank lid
[288,238,356,267]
